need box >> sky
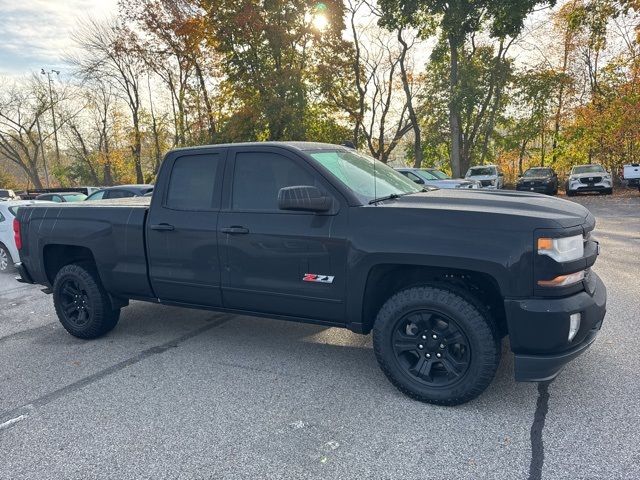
[0,0,118,76]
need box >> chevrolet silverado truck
[13,142,607,405]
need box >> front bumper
[568,179,612,193]
[505,272,606,382]
[516,183,554,194]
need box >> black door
[218,146,348,322]
[146,150,226,306]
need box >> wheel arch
[42,243,97,285]
[356,263,506,336]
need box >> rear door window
[166,154,222,210]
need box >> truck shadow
[33,300,537,415]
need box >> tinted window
[404,172,424,183]
[232,152,316,211]
[0,211,5,222]
[106,190,135,199]
[87,190,106,200]
[167,154,221,210]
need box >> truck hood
[379,189,590,229]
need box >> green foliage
[201,0,355,142]
[417,41,513,166]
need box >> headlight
[537,234,584,262]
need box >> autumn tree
[0,76,76,188]
[378,0,555,176]
[199,0,353,141]
[122,0,220,146]
[70,18,147,183]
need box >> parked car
[0,189,19,201]
[464,165,504,189]
[35,192,87,202]
[19,187,98,200]
[0,200,54,272]
[15,142,606,406]
[622,163,640,188]
[86,184,154,201]
[566,164,613,196]
[516,167,559,195]
[396,168,480,189]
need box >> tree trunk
[147,75,162,174]
[132,112,144,184]
[448,36,462,177]
[194,61,216,143]
[518,139,528,176]
[397,30,422,169]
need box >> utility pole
[35,114,50,188]
[41,68,61,167]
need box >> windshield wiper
[368,193,400,204]
[368,189,429,205]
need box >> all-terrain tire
[53,263,120,339]
[373,285,501,406]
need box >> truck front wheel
[373,286,500,406]
[53,263,120,339]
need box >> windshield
[62,194,87,202]
[424,169,450,179]
[572,165,605,174]
[523,168,552,177]
[309,149,423,201]
[467,167,496,177]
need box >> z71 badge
[302,273,335,284]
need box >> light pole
[41,68,61,167]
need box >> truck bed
[19,197,153,299]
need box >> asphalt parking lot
[1,193,639,480]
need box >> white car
[465,165,504,189]
[0,200,53,272]
[622,164,640,188]
[566,164,613,196]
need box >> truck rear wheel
[53,263,120,339]
[373,286,500,406]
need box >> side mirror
[413,177,425,185]
[278,185,332,212]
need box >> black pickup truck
[13,142,606,405]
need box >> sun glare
[312,14,329,31]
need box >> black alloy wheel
[392,310,471,387]
[373,285,500,405]
[58,277,92,328]
[53,263,120,339]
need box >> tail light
[13,218,22,250]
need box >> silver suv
[566,164,613,196]
[465,165,504,189]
